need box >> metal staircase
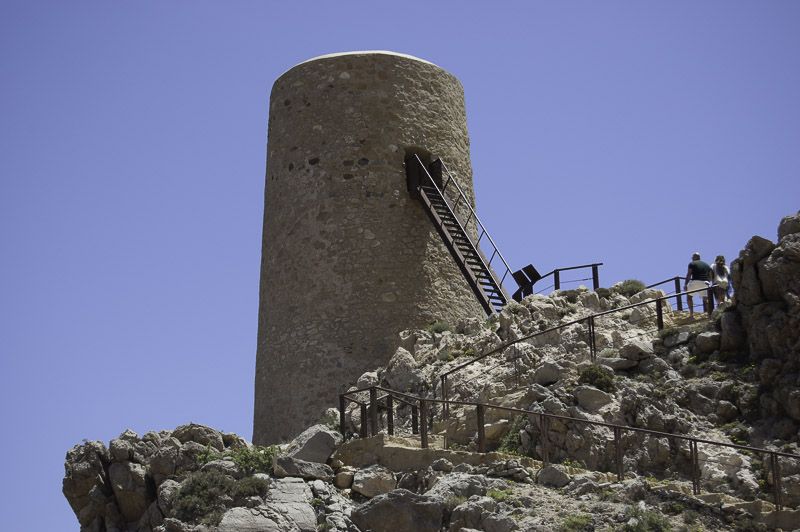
[408,154,513,315]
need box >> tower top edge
[275,51,447,81]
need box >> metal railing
[339,385,797,510]
[435,158,515,292]
[438,285,718,418]
[535,263,604,293]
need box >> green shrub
[232,475,270,499]
[621,505,672,532]
[173,470,235,525]
[425,321,450,334]
[497,416,526,455]
[560,289,581,304]
[560,513,592,531]
[579,365,616,393]
[487,488,512,502]
[613,279,647,298]
[229,445,279,475]
[595,287,612,300]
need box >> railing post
[771,452,783,510]
[441,375,449,420]
[592,264,600,290]
[411,404,419,435]
[674,277,683,311]
[476,404,486,453]
[359,404,368,438]
[339,395,346,438]
[707,286,715,315]
[656,298,664,330]
[613,427,623,481]
[386,395,394,436]
[554,270,561,291]
[690,440,700,495]
[419,399,428,449]
[587,316,596,362]
[369,387,378,437]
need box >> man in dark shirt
[684,252,712,317]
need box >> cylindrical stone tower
[254,51,485,444]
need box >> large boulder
[286,424,342,464]
[171,423,224,451]
[731,235,775,306]
[62,441,117,528]
[273,456,333,481]
[108,461,152,523]
[759,233,800,305]
[351,489,445,532]
[574,386,614,412]
[384,347,424,391]
[352,465,396,498]
[778,211,800,240]
[425,473,490,501]
[619,340,654,360]
[537,464,572,488]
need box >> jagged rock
[384,347,423,391]
[432,458,454,472]
[221,432,249,450]
[637,356,670,374]
[217,507,294,532]
[732,235,775,306]
[352,465,396,497]
[619,340,654,360]
[574,386,614,412]
[274,455,333,481]
[536,465,571,487]
[200,459,243,479]
[62,441,116,528]
[598,356,639,371]
[108,461,151,523]
[716,400,739,422]
[172,423,224,451]
[448,496,498,532]
[695,331,721,354]
[357,371,379,389]
[425,473,490,501]
[286,423,342,464]
[351,489,445,532]
[778,211,800,240]
[533,359,562,385]
[157,479,180,515]
[759,232,800,305]
[150,441,181,484]
[719,310,746,352]
[334,466,356,489]
[662,332,690,349]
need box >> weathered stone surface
[200,459,242,479]
[334,466,356,489]
[598,356,638,371]
[778,211,800,240]
[533,359,562,385]
[108,461,151,523]
[574,386,614,412]
[62,441,115,527]
[694,331,721,354]
[156,479,180,515]
[731,235,775,306]
[619,340,654,360]
[425,473,490,501]
[537,465,571,488]
[662,332,690,349]
[759,233,800,305]
[352,465,396,498]
[171,423,224,451]
[719,310,746,352]
[351,489,445,532]
[285,423,342,464]
[274,455,334,481]
[384,347,423,391]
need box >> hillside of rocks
[63,211,800,531]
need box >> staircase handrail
[437,159,514,288]
[415,155,509,301]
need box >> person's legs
[714,287,726,306]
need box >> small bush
[560,289,581,304]
[229,445,279,475]
[425,321,450,334]
[173,470,235,525]
[232,475,270,499]
[595,287,612,300]
[579,365,616,393]
[613,279,647,298]
[487,488,512,502]
[622,505,672,532]
[497,416,527,455]
[560,513,592,531]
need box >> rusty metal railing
[339,385,797,510]
[438,285,717,419]
[535,263,604,293]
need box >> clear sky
[1,1,798,529]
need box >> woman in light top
[711,255,731,307]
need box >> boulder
[384,347,423,391]
[351,489,445,532]
[200,459,243,479]
[597,357,639,371]
[217,507,294,532]
[334,467,356,489]
[448,496,498,532]
[273,456,333,481]
[536,465,571,488]
[663,332,690,349]
[574,385,614,412]
[778,211,800,240]
[62,441,115,527]
[694,331,721,354]
[156,479,180,515]
[285,423,342,464]
[357,371,380,389]
[532,360,562,385]
[171,423,224,451]
[263,477,317,531]
[352,465,396,498]
[425,473,490,501]
[619,340,654,360]
[629,288,665,305]
[759,233,800,305]
[731,235,775,306]
[108,461,151,523]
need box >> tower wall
[254,51,484,444]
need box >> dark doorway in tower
[405,147,443,198]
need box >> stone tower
[254,51,485,444]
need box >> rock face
[254,50,486,445]
[351,489,445,532]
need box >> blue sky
[1,1,798,529]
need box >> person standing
[684,252,712,317]
[711,255,731,306]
